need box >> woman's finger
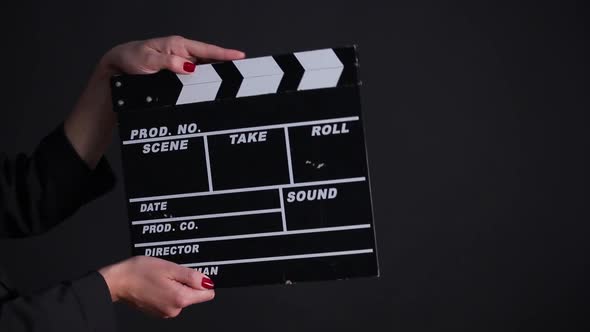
[144,52,196,74]
[182,287,215,306]
[171,265,215,291]
[184,39,245,61]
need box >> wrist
[98,261,128,302]
[94,44,124,79]
[94,56,119,81]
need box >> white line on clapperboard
[129,177,366,203]
[134,224,372,248]
[283,127,294,184]
[278,188,287,231]
[121,116,360,145]
[132,208,282,225]
[202,136,213,191]
[181,249,375,268]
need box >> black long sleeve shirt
[0,124,118,331]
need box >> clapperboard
[111,46,379,287]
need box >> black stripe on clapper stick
[274,54,305,93]
[333,47,359,87]
[212,62,243,100]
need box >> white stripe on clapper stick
[175,64,222,105]
[294,49,344,91]
[233,56,284,97]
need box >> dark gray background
[0,1,587,331]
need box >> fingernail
[202,276,215,289]
[183,62,196,73]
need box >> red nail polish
[183,62,196,73]
[202,276,215,289]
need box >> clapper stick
[111,46,379,288]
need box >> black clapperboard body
[111,46,379,287]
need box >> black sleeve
[0,123,116,238]
[0,271,117,332]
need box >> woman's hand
[100,35,245,75]
[65,36,245,168]
[99,256,215,318]
[85,37,238,319]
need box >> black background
[0,1,587,331]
